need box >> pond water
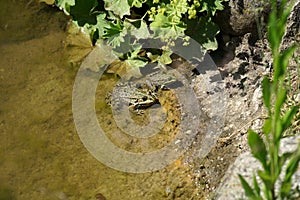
[0,1,236,199]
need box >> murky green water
[0,1,238,199]
[0,1,200,200]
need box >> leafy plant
[54,0,227,53]
[239,0,300,199]
[55,0,227,49]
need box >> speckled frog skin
[105,70,179,114]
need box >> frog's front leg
[128,104,145,115]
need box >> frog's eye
[142,96,148,101]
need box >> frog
[105,70,179,115]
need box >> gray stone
[215,135,300,199]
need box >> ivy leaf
[106,59,145,78]
[107,46,147,78]
[100,19,127,48]
[150,1,188,33]
[95,14,107,37]
[55,0,75,14]
[126,59,147,70]
[69,0,98,26]
[106,60,133,77]
[150,13,170,29]
[128,0,146,8]
[199,0,226,16]
[133,20,150,39]
[65,22,94,63]
[166,0,188,16]
[104,0,130,18]
[124,19,150,40]
[103,19,124,37]
[159,50,173,65]
[185,16,219,50]
[150,13,186,40]
[106,33,126,48]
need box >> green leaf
[150,13,186,40]
[278,152,293,175]
[280,146,300,198]
[238,174,257,198]
[124,19,150,40]
[132,20,150,39]
[248,129,268,170]
[262,77,272,112]
[104,0,130,18]
[95,13,109,38]
[275,152,294,186]
[106,58,144,78]
[165,0,188,16]
[159,50,173,65]
[257,170,273,190]
[252,174,261,197]
[269,0,296,73]
[199,0,226,16]
[268,9,280,55]
[275,119,284,143]
[101,19,126,48]
[69,0,98,26]
[126,59,147,69]
[275,45,297,81]
[277,0,295,42]
[185,17,219,50]
[150,13,170,29]
[274,88,287,119]
[282,5,295,24]
[282,105,300,132]
[55,0,75,14]
[106,33,126,48]
[128,0,146,8]
[262,118,272,135]
[103,20,124,38]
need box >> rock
[215,135,300,199]
[214,0,271,36]
[285,0,300,39]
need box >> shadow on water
[0,1,238,199]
